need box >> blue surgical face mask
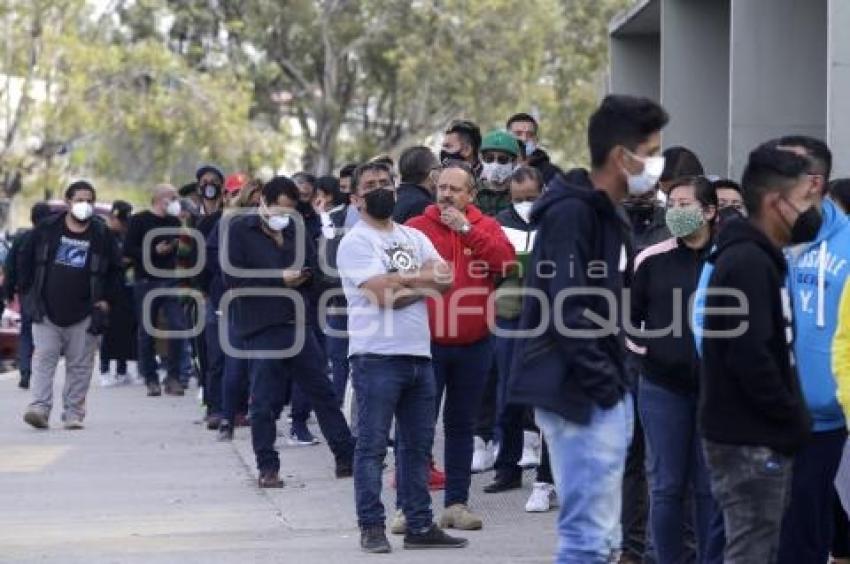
[525,140,537,156]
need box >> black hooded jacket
[699,218,811,454]
[527,148,564,187]
[508,169,632,424]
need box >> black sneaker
[18,371,30,390]
[360,525,391,553]
[483,473,522,493]
[146,382,162,397]
[217,422,234,442]
[404,524,468,550]
[335,455,353,478]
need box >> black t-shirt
[124,211,182,280]
[44,224,93,327]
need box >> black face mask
[339,192,351,205]
[717,206,744,228]
[440,150,465,165]
[789,202,823,244]
[622,201,656,225]
[201,183,221,200]
[364,188,395,220]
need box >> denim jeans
[433,338,493,507]
[204,301,224,417]
[222,313,250,424]
[639,378,724,564]
[777,428,847,564]
[351,354,436,532]
[247,324,353,473]
[19,311,34,375]
[133,279,187,383]
[325,312,349,407]
[492,317,523,479]
[703,441,793,564]
[536,395,634,564]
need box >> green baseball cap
[480,129,520,157]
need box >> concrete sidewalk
[0,368,556,563]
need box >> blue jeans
[19,311,34,375]
[222,313,250,424]
[536,395,634,564]
[492,317,523,478]
[247,324,353,473]
[326,312,349,406]
[433,338,493,506]
[204,301,224,417]
[133,279,187,383]
[351,354,436,532]
[639,378,724,564]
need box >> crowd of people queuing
[7,92,850,562]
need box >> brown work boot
[438,504,483,530]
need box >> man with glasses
[475,130,521,218]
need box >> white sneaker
[518,431,541,468]
[525,482,557,513]
[471,437,495,473]
[99,373,116,387]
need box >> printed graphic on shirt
[383,242,419,273]
[781,286,796,367]
[55,235,90,269]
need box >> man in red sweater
[406,161,515,531]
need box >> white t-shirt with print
[337,221,442,358]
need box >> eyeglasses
[481,153,513,165]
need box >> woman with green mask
[629,176,725,563]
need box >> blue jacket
[786,198,850,432]
[507,169,631,424]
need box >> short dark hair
[775,135,833,180]
[351,162,392,194]
[315,175,346,206]
[712,178,742,195]
[445,119,483,155]
[660,146,704,182]
[587,95,669,168]
[262,176,300,205]
[339,163,358,179]
[65,180,96,200]
[510,165,544,190]
[506,113,539,135]
[111,200,133,222]
[668,176,718,217]
[293,172,317,187]
[829,178,850,213]
[178,182,197,197]
[399,146,438,185]
[741,145,810,216]
[31,202,51,225]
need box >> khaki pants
[29,316,100,423]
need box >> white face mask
[260,201,291,231]
[623,151,665,195]
[70,201,93,222]
[166,199,182,217]
[482,162,515,185]
[513,201,534,223]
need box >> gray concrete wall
[660,0,731,176]
[610,34,661,101]
[828,0,850,178]
[729,0,828,179]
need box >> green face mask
[665,206,705,238]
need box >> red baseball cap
[225,173,248,194]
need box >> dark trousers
[290,326,327,426]
[474,362,498,443]
[433,338,492,507]
[222,314,250,424]
[99,352,127,375]
[204,301,224,417]
[622,383,652,562]
[704,441,793,564]
[19,311,34,375]
[492,317,523,479]
[352,354,436,532]
[326,313,349,407]
[778,427,847,564]
[133,279,187,383]
[247,324,353,473]
[639,379,724,564]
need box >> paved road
[0,368,556,563]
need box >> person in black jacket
[508,94,668,563]
[4,201,52,389]
[700,146,815,563]
[392,146,438,225]
[506,113,564,187]
[630,176,723,563]
[20,181,122,430]
[223,176,354,488]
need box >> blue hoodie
[786,198,850,432]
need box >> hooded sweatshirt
[699,219,811,454]
[786,198,850,432]
[405,203,515,345]
[508,169,632,424]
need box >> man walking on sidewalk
[21,181,122,430]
